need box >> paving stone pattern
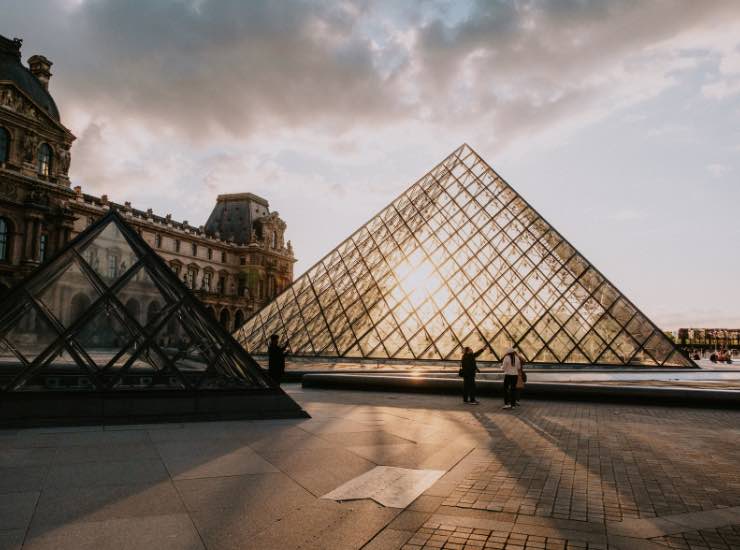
[650,524,740,549]
[441,403,740,522]
[1,387,740,549]
[403,522,602,550]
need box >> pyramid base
[0,388,310,428]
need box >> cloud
[608,208,646,222]
[707,163,730,178]
[3,0,739,150]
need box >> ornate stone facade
[0,34,295,331]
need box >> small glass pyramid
[0,210,282,392]
[235,144,694,368]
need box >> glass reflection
[235,144,693,368]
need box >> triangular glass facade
[0,211,280,392]
[236,144,694,368]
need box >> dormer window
[0,128,9,163]
[37,143,52,176]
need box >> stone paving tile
[649,524,740,549]
[0,465,48,493]
[27,481,184,535]
[256,445,376,496]
[0,529,25,550]
[21,513,204,550]
[1,388,740,549]
[155,439,278,480]
[402,521,605,550]
[440,403,740,523]
[0,490,39,530]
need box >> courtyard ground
[1,386,739,549]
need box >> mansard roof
[0,35,60,121]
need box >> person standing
[501,347,524,409]
[460,346,487,405]
[267,334,289,386]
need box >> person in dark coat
[267,334,289,385]
[461,346,487,405]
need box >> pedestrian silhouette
[460,345,486,405]
[267,334,289,386]
[501,347,524,409]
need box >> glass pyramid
[235,144,694,368]
[0,210,285,392]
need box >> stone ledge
[302,374,740,408]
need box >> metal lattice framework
[0,210,275,392]
[236,144,694,367]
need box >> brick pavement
[439,403,740,522]
[364,397,740,550]
[2,387,740,549]
[402,522,603,549]
[650,525,740,549]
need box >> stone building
[0,34,295,331]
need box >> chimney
[27,55,52,90]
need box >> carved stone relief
[0,181,18,200]
[58,147,71,174]
[0,86,43,121]
[22,132,37,163]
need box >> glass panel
[664,350,693,367]
[534,347,558,364]
[611,331,639,362]
[489,329,513,359]
[549,330,575,362]
[34,259,102,328]
[579,332,607,362]
[643,332,673,364]
[625,313,654,345]
[75,303,138,370]
[565,347,589,364]
[598,348,621,365]
[593,314,621,345]
[518,330,544,362]
[116,265,172,328]
[1,303,59,364]
[78,221,138,285]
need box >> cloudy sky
[3,0,739,330]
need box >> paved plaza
[1,387,739,549]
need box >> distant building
[674,328,740,349]
[0,34,295,331]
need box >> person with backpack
[501,347,525,409]
[460,346,487,405]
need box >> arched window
[234,310,245,330]
[271,232,277,248]
[219,309,230,328]
[0,218,9,261]
[37,143,52,176]
[0,128,9,164]
[186,267,197,289]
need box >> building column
[31,219,41,261]
[22,218,35,262]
